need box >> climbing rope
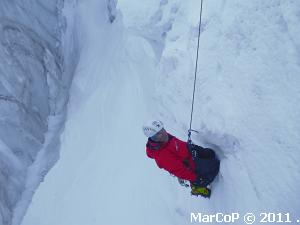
[188,0,204,144]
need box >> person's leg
[194,145,216,159]
[193,157,220,187]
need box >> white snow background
[1,0,299,224]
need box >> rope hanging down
[188,0,204,144]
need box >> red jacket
[146,134,197,182]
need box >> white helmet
[142,120,164,138]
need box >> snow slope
[21,0,300,225]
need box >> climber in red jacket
[143,120,220,197]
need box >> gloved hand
[178,178,189,187]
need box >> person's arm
[159,153,196,181]
[173,137,194,161]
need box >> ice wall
[0,1,69,224]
